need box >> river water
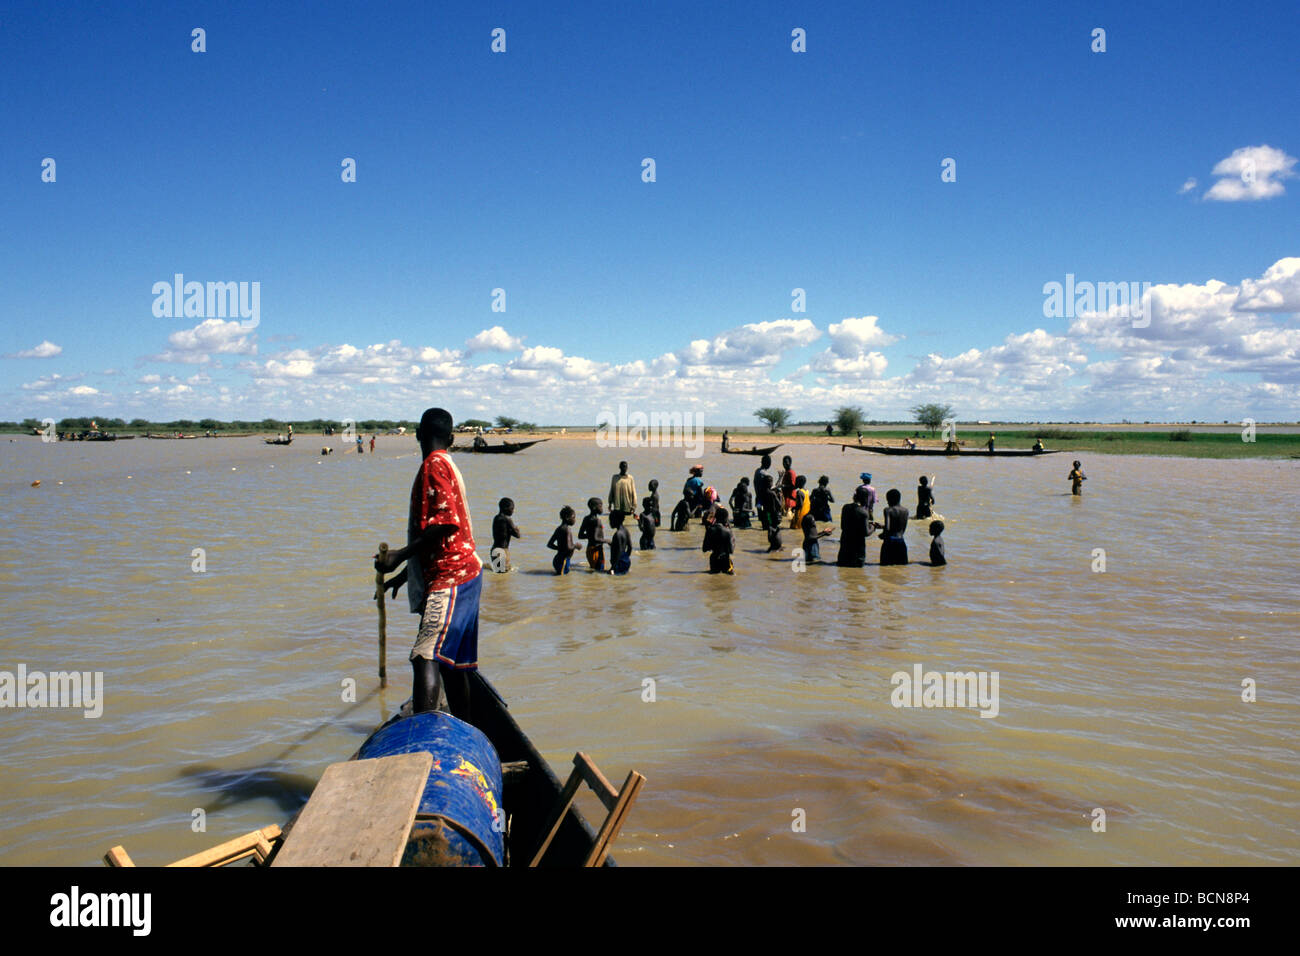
[1,435,1296,865]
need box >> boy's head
[586,497,602,513]
[416,408,453,450]
[714,507,729,526]
[795,474,807,488]
[498,498,514,515]
[782,455,792,468]
[610,511,625,528]
[739,476,750,487]
[853,486,870,505]
[886,488,901,506]
[929,520,945,536]
[1073,460,1081,468]
[618,460,629,475]
[919,475,929,486]
[689,465,703,477]
[801,513,816,533]
[860,472,872,485]
[649,478,659,491]
[761,454,772,467]
[818,475,829,486]
[560,506,576,524]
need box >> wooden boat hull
[264,438,293,445]
[453,439,549,454]
[837,443,1062,457]
[352,671,610,867]
[721,444,782,456]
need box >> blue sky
[2,0,1297,424]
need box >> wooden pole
[375,542,388,688]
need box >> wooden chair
[529,752,645,868]
[104,825,282,868]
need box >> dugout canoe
[263,437,293,445]
[836,443,1064,457]
[721,443,783,456]
[452,439,550,454]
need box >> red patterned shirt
[407,449,481,611]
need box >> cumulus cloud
[1233,257,1300,313]
[153,319,257,363]
[798,316,898,379]
[465,326,523,353]
[1178,178,1197,194]
[676,319,821,367]
[1203,145,1297,201]
[6,340,62,359]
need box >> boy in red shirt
[375,408,482,719]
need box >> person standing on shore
[721,430,730,453]
[608,461,638,523]
[374,408,482,719]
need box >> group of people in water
[484,453,973,577]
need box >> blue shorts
[412,572,481,667]
[612,553,631,575]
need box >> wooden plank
[527,756,587,867]
[166,825,282,867]
[103,845,135,867]
[271,753,431,867]
[584,771,645,868]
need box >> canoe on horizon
[721,443,783,456]
[453,439,550,454]
[837,443,1064,457]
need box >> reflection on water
[0,436,1297,865]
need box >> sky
[2,0,1297,425]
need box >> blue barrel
[357,711,505,866]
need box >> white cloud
[7,340,62,359]
[465,326,523,353]
[68,385,99,396]
[676,319,821,367]
[1233,257,1300,313]
[154,319,257,363]
[1203,145,1297,201]
[1178,178,1197,194]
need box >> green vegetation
[832,405,865,435]
[911,402,954,436]
[754,407,792,433]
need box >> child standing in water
[810,476,834,522]
[1068,460,1087,496]
[647,479,662,526]
[578,497,606,570]
[609,511,632,575]
[879,488,910,565]
[800,512,833,563]
[703,507,736,574]
[729,477,753,529]
[638,497,657,550]
[928,520,946,566]
[546,506,577,575]
[915,475,935,519]
[789,475,811,530]
[489,497,521,572]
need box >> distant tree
[833,406,865,435]
[517,421,537,432]
[460,418,492,429]
[753,407,792,433]
[911,403,954,437]
[495,415,520,430]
